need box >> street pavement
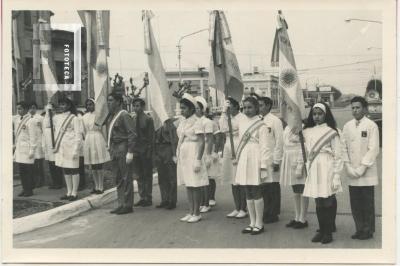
[14,153,381,248]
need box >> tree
[330,85,342,101]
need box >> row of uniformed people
[177,93,379,244]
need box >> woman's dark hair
[304,102,337,132]
[180,98,196,115]
[85,99,96,111]
[58,97,77,115]
[228,97,240,111]
[196,101,204,111]
[242,96,260,115]
[258,97,273,112]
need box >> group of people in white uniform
[13,91,380,245]
[175,93,380,244]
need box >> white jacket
[342,116,379,186]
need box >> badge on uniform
[268,127,272,133]
[361,131,367,137]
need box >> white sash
[107,110,127,148]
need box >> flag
[37,11,59,104]
[79,10,111,126]
[143,10,175,129]
[12,11,22,102]
[271,11,306,131]
[208,11,243,102]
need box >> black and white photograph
[1,0,397,264]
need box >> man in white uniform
[258,96,283,224]
[14,101,37,197]
[342,96,380,240]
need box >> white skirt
[83,131,110,165]
[55,141,79,169]
[303,152,342,198]
[205,152,222,179]
[177,141,209,187]
[235,142,262,186]
[280,146,306,186]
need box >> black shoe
[90,189,97,194]
[134,200,145,206]
[165,203,176,210]
[321,233,333,244]
[110,207,122,214]
[241,226,253,234]
[293,221,308,229]
[116,208,133,215]
[358,232,373,240]
[142,201,152,207]
[95,190,104,194]
[69,195,78,201]
[351,231,361,239]
[311,232,323,243]
[285,220,297,228]
[23,191,33,197]
[251,226,265,235]
[60,195,70,200]
[18,191,25,197]
[156,202,168,208]
[264,216,279,224]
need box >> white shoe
[180,214,192,222]
[187,215,202,223]
[235,210,248,219]
[209,200,216,206]
[200,206,211,213]
[226,210,240,218]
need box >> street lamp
[177,28,209,84]
[344,18,382,24]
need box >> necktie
[355,120,360,127]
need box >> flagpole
[216,11,236,159]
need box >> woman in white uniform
[280,125,309,229]
[177,94,209,223]
[52,97,84,201]
[194,96,214,214]
[220,97,247,218]
[234,96,273,235]
[82,98,111,194]
[302,102,343,244]
[42,103,64,189]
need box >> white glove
[345,163,359,179]
[355,165,367,177]
[172,156,177,164]
[332,175,341,191]
[193,160,202,173]
[126,152,134,164]
[295,165,303,179]
[211,152,219,163]
[45,104,53,112]
[260,168,268,180]
[205,156,212,169]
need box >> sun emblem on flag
[280,68,298,89]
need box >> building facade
[12,11,88,111]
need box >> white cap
[194,96,208,109]
[181,93,197,107]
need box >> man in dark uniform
[132,97,155,207]
[107,93,138,215]
[154,118,178,209]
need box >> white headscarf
[312,103,326,113]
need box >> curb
[13,173,159,235]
